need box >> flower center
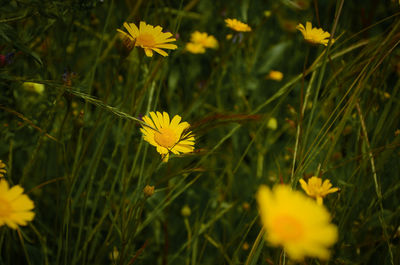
[136,33,156,47]
[0,198,12,218]
[272,214,304,241]
[154,128,178,149]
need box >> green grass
[1,0,400,264]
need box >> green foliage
[1,0,399,264]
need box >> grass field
[1,0,400,264]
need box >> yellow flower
[256,185,338,260]
[0,179,35,229]
[296,22,332,46]
[189,31,218,49]
[225,18,252,32]
[0,160,6,178]
[117,21,177,57]
[185,42,206,54]
[140,111,195,162]
[266,70,283,81]
[267,118,278,130]
[299,176,339,205]
[23,82,45,94]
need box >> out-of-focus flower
[0,179,35,229]
[267,118,278,130]
[109,246,119,261]
[299,176,339,205]
[225,18,251,32]
[23,82,45,94]
[140,111,195,162]
[186,31,218,54]
[181,205,191,217]
[185,42,206,54]
[190,31,218,49]
[256,185,338,260]
[117,21,177,57]
[143,185,155,197]
[266,70,283,81]
[296,22,333,46]
[0,160,6,178]
[263,10,272,18]
[226,34,233,40]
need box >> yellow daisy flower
[266,70,283,81]
[0,179,35,229]
[256,185,338,260]
[185,42,206,54]
[140,111,195,162]
[296,22,332,46]
[189,31,218,49]
[0,160,6,178]
[299,176,339,205]
[225,18,252,32]
[117,21,177,57]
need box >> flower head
[186,31,218,54]
[225,18,252,32]
[299,176,339,205]
[117,21,177,57]
[256,185,338,260]
[0,160,6,178]
[140,111,195,162]
[190,31,218,49]
[296,22,332,46]
[23,82,45,94]
[0,179,35,229]
[185,42,206,54]
[266,70,283,81]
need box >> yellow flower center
[0,198,12,218]
[273,214,304,241]
[136,33,156,47]
[154,128,177,149]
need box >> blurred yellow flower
[140,111,195,162]
[225,18,252,32]
[181,205,191,217]
[0,160,6,178]
[267,118,278,130]
[117,21,177,57]
[296,22,332,46]
[0,179,35,229]
[23,82,45,94]
[143,185,155,197]
[185,42,206,54]
[186,31,218,54]
[266,70,283,81]
[190,31,218,49]
[299,176,339,205]
[256,185,338,260]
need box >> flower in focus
[266,70,283,81]
[23,82,45,94]
[0,160,6,178]
[299,176,339,205]
[296,22,332,46]
[225,18,252,32]
[256,185,338,260]
[140,111,195,162]
[117,21,177,57]
[0,179,35,229]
